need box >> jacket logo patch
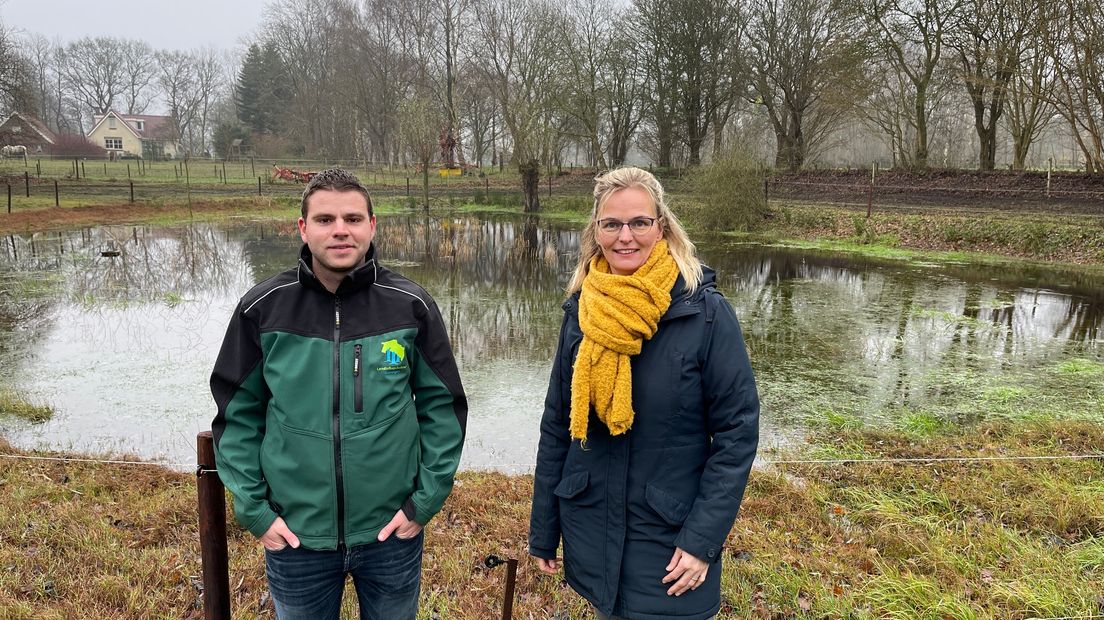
[378,339,408,372]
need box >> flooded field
[0,213,1101,470]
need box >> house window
[105,137,123,150]
[133,120,144,131]
[108,117,116,129]
[11,125,20,133]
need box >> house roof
[88,110,178,142]
[0,112,58,144]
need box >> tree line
[1,0,1102,207]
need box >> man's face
[298,189,376,283]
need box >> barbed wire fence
[3,156,1103,215]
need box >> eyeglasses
[596,217,660,236]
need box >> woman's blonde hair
[566,166,702,295]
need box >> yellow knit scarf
[570,239,679,440]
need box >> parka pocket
[645,484,692,526]
[553,471,588,500]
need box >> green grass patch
[1056,358,1104,376]
[0,389,53,422]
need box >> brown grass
[2,419,1103,618]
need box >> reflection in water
[0,219,1101,471]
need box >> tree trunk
[657,121,673,168]
[422,164,430,210]
[1011,132,1029,170]
[686,109,704,166]
[520,159,541,212]
[914,96,929,169]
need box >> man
[211,168,466,619]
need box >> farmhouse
[0,112,58,154]
[86,110,181,159]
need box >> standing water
[0,215,1101,471]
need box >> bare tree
[1046,0,1104,173]
[0,22,34,116]
[471,0,563,211]
[439,0,471,166]
[261,0,343,156]
[556,0,613,169]
[338,0,405,162]
[854,0,963,168]
[399,96,445,207]
[1004,1,1057,170]
[633,0,744,166]
[948,0,1031,171]
[156,50,199,153]
[60,37,128,116]
[458,68,497,166]
[633,0,681,167]
[20,33,55,126]
[601,30,647,167]
[156,49,227,156]
[120,40,157,114]
[745,0,869,170]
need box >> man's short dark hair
[301,168,374,217]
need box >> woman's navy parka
[529,267,760,620]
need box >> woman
[529,167,759,620]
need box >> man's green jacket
[211,244,467,550]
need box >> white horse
[1,145,27,158]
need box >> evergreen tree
[234,42,288,134]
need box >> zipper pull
[354,344,361,377]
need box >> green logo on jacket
[380,339,406,370]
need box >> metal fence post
[25,171,29,197]
[197,431,231,620]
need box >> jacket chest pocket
[346,335,414,429]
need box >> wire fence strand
[3,451,1104,471]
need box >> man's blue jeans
[263,531,423,620]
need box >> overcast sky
[2,0,270,51]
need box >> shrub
[689,147,769,231]
[49,134,108,158]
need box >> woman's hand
[662,547,708,596]
[534,556,561,574]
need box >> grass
[766,203,1104,265]
[2,417,1102,618]
[0,389,53,422]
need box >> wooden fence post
[7,184,10,213]
[25,171,29,197]
[196,431,231,620]
[129,181,134,204]
[54,180,59,207]
[1047,157,1053,199]
[867,161,877,219]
